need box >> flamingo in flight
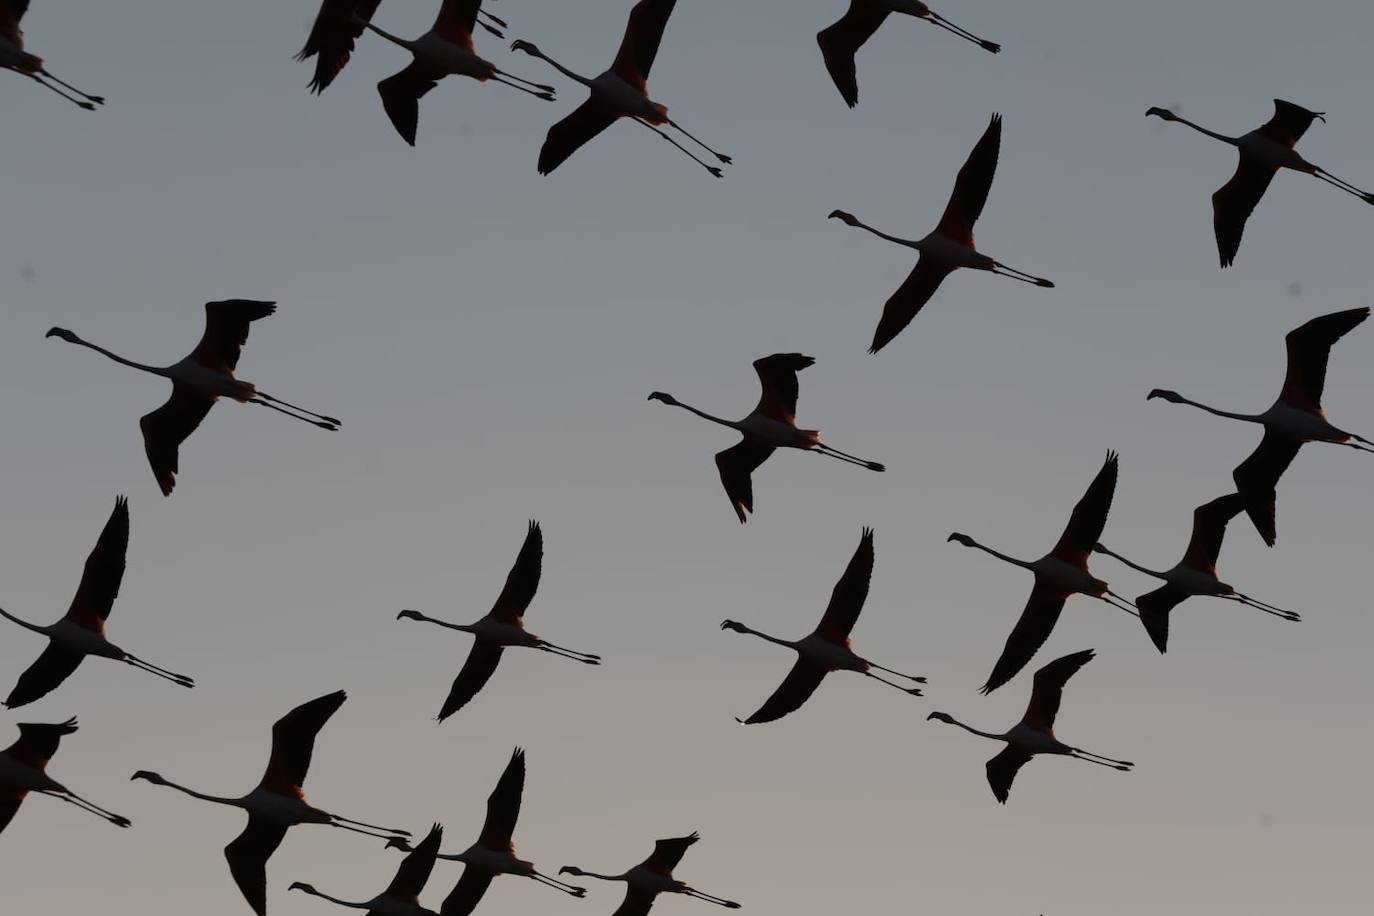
[722,528,926,724]
[291,823,445,916]
[648,354,885,524]
[0,718,130,834]
[131,690,411,916]
[1147,307,1371,546]
[1093,494,1300,653]
[0,0,104,109]
[828,114,1054,354]
[2,497,194,709]
[559,831,742,915]
[45,300,340,496]
[927,649,1133,803]
[297,0,512,94]
[512,0,732,177]
[384,749,588,914]
[1147,100,1374,267]
[947,451,1137,694]
[397,521,601,722]
[817,0,999,108]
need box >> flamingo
[927,649,1133,803]
[828,114,1054,354]
[817,0,999,108]
[131,690,411,916]
[648,354,885,524]
[291,823,445,916]
[344,0,557,146]
[511,0,731,177]
[384,749,588,914]
[559,831,741,914]
[1147,100,1374,267]
[0,0,104,110]
[947,451,1136,694]
[1093,494,1300,653]
[721,528,926,724]
[2,497,194,709]
[1147,307,1371,546]
[45,300,340,496]
[397,521,601,722]
[0,718,130,834]
[297,0,512,94]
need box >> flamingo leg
[862,671,923,696]
[631,118,724,177]
[1312,169,1374,204]
[331,815,410,835]
[1071,747,1134,768]
[43,789,131,826]
[123,656,195,687]
[814,444,885,471]
[537,640,600,660]
[250,398,338,430]
[666,119,731,164]
[537,645,600,665]
[29,74,95,109]
[1222,595,1301,622]
[683,888,742,909]
[925,13,1001,53]
[991,261,1055,288]
[479,10,508,29]
[490,74,555,100]
[39,68,103,104]
[530,871,587,896]
[254,392,341,426]
[865,661,927,683]
[492,68,556,93]
[1095,594,1140,619]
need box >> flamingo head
[926,711,954,724]
[130,770,166,785]
[946,532,975,547]
[1145,106,1178,121]
[720,619,747,633]
[510,39,540,56]
[1146,388,1184,403]
[45,327,79,343]
[827,209,860,226]
[647,391,676,405]
[559,866,586,877]
[397,610,424,622]
[288,883,317,895]
[385,837,414,852]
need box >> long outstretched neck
[143,777,241,807]
[959,538,1034,571]
[291,886,371,909]
[398,610,476,633]
[661,398,740,432]
[1093,545,1166,579]
[0,607,47,633]
[839,215,920,249]
[1169,116,1237,145]
[729,623,794,649]
[933,714,1005,742]
[358,19,413,51]
[1162,394,1260,423]
[518,46,593,89]
[61,336,167,376]
[561,869,624,882]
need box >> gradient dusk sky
[2,1,1371,914]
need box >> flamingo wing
[385,823,443,903]
[260,690,347,795]
[869,257,955,354]
[192,300,277,372]
[1050,450,1119,566]
[140,385,215,497]
[1135,584,1189,654]
[985,745,1032,804]
[297,0,384,94]
[490,521,542,624]
[538,99,618,175]
[1211,158,1277,268]
[1022,648,1095,730]
[936,113,1002,244]
[4,644,84,710]
[1181,493,1245,572]
[714,441,775,524]
[1232,432,1303,547]
[437,642,504,721]
[378,62,441,147]
[4,718,78,770]
[815,528,874,642]
[434,0,482,46]
[612,0,677,89]
[643,832,699,874]
[0,0,28,48]
[611,886,658,916]
[63,496,129,628]
[225,815,290,916]
[0,798,22,835]
[752,352,814,424]
[478,748,524,850]
[1279,307,1369,412]
[815,1,890,108]
[981,583,1068,695]
[440,867,495,916]
[1259,99,1324,146]
[737,658,829,725]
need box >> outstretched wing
[4,718,79,769]
[434,0,483,46]
[815,1,889,108]
[385,823,443,903]
[643,832,699,874]
[479,748,524,850]
[1022,648,1095,730]
[736,659,828,725]
[0,0,29,48]
[752,353,814,424]
[981,583,1068,695]
[260,690,347,795]
[1232,432,1303,547]
[815,528,874,643]
[985,745,1033,804]
[1181,493,1245,573]
[440,867,495,916]
[140,385,215,497]
[64,496,129,628]
[714,441,775,524]
[610,886,658,916]
[437,643,504,721]
[192,300,277,372]
[936,114,1001,244]
[869,258,955,354]
[378,62,441,147]
[612,0,678,90]
[296,0,384,94]
[224,815,289,916]
[1212,158,1277,269]
[1051,451,1119,566]
[4,644,84,710]
[1135,584,1189,654]
[1279,307,1369,412]
[490,521,541,623]
[538,100,618,175]
[1259,99,1324,147]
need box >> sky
[2,1,1372,913]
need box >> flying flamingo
[45,300,340,496]
[0,0,104,109]
[291,823,445,916]
[648,354,885,523]
[1147,99,1374,267]
[0,718,130,834]
[397,521,601,722]
[817,0,999,108]
[1094,494,1300,653]
[828,114,1054,354]
[1147,307,1371,546]
[559,832,742,915]
[947,451,1137,694]
[927,649,1133,803]
[384,749,588,914]
[2,497,194,709]
[511,0,732,177]
[131,690,411,916]
[722,528,926,724]
[297,0,512,94]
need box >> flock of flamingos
[3,0,1372,914]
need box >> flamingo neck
[297,888,372,909]
[360,21,414,52]
[941,716,1006,742]
[855,218,922,250]
[733,624,795,649]
[570,870,626,882]
[1170,116,1238,146]
[1094,546,1166,579]
[0,608,49,634]
[1172,395,1261,424]
[67,336,168,376]
[668,400,742,432]
[154,778,244,808]
[529,49,594,89]
[964,539,1034,571]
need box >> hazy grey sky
[2,1,1371,913]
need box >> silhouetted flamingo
[559,832,742,915]
[0,718,130,833]
[291,823,445,916]
[0,0,104,109]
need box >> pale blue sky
[2,1,1372,914]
